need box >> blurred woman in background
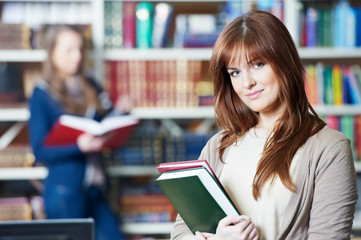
[28,25,128,240]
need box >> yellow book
[332,65,343,105]
[305,64,318,105]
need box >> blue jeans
[44,185,124,240]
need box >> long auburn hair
[210,11,326,200]
[42,25,102,116]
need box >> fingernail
[240,215,245,221]
[195,231,199,235]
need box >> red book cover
[44,114,139,149]
[123,1,136,48]
[157,159,232,201]
[356,116,361,160]
[157,159,217,181]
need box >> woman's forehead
[227,48,255,67]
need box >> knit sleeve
[28,87,84,164]
[308,137,358,240]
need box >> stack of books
[155,159,240,234]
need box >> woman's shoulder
[29,79,53,103]
[206,130,226,147]
[305,125,350,155]
[314,125,348,143]
[31,79,49,94]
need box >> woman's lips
[247,90,263,99]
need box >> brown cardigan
[171,126,358,240]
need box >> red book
[157,159,216,177]
[44,114,139,148]
[123,1,137,48]
[157,159,230,196]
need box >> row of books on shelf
[105,1,284,49]
[0,2,93,50]
[324,115,361,161]
[105,121,214,166]
[0,145,34,168]
[0,196,45,221]
[300,0,361,48]
[0,24,31,50]
[1,2,92,27]
[104,60,213,108]
[0,23,92,50]
[0,63,26,106]
[103,114,361,167]
[304,63,361,106]
[106,1,219,49]
[118,178,176,223]
[119,192,176,223]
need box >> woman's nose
[243,72,256,89]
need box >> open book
[155,160,240,234]
[44,114,139,148]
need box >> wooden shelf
[107,165,158,177]
[1,47,360,63]
[313,105,361,116]
[3,105,361,122]
[103,47,361,61]
[0,50,47,62]
[131,106,215,119]
[0,108,30,122]
[103,48,212,61]
[122,222,173,235]
[0,167,48,180]
[299,47,361,59]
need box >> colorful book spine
[151,3,173,48]
[305,64,318,105]
[136,2,154,48]
[123,1,137,48]
[305,7,318,47]
[315,62,325,105]
[299,1,361,48]
[332,65,343,105]
[104,60,203,108]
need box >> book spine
[136,2,154,48]
[332,65,343,105]
[152,3,173,48]
[123,1,137,48]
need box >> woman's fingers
[218,215,245,228]
[195,231,206,240]
[233,216,258,240]
[249,227,259,240]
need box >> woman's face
[227,55,285,117]
[51,30,83,78]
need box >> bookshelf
[1,0,361,238]
[0,167,47,180]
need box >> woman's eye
[230,71,240,77]
[253,62,265,69]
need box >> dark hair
[210,11,325,200]
[41,25,106,116]
[43,25,85,82]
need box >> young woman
[28,25,127,240]
[171,11,358,240]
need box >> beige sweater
[171,126,358,240]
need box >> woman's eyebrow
[226,67,239,71]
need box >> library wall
[1,0,361,239]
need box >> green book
[324,65,333,104]
[155,167,240,234]
[136,2,154,48]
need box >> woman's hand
[195,215,259,240]
[77,133,105,153]
[114,95,133,114]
